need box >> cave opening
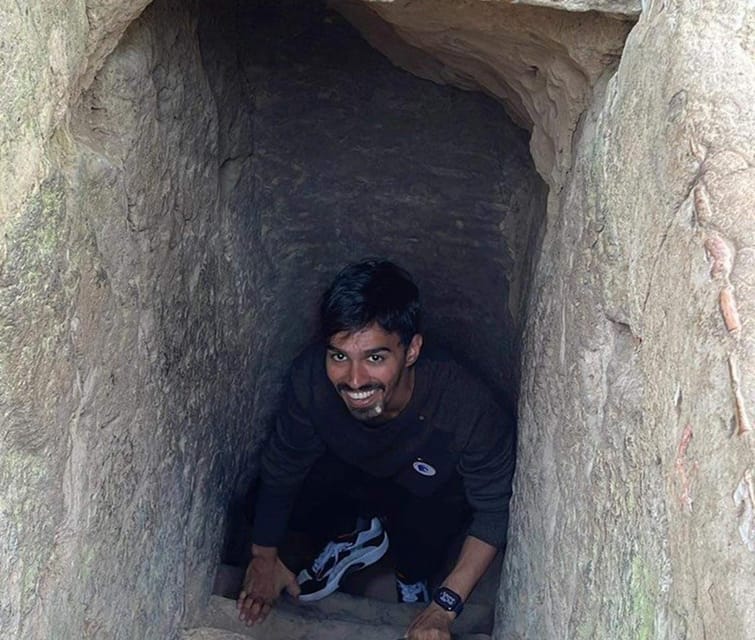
[198,0,546,627]
[196,0,547,628]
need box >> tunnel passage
[198,0,545,602]
[197,0,546,609]
[57,1,547,633]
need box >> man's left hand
[404,602,455,640]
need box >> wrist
[430,601,458,621]
[251,544,278,559]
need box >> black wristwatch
[433,586,464,617]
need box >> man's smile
[345,389,377,400]
[338,384,384,405]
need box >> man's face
[325,323,423,423]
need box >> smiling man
[237,259,516,640]
[327,324,421,422]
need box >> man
[237,259,516,640]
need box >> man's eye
[367,354,384,363]
[330,352,347,362]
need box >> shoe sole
[298,533,389,602]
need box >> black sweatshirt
[252,344,516,549]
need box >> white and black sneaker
[396,574,429,604]
[297,517,389,602]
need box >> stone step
[184,629,492,640]
[184,594,492,640]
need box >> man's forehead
[327,324,402,351]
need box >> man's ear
[405,334,423,367]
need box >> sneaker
[297,516,389,602]
[395,574,429,604]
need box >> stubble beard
[347,400,385,422]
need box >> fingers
[404,606,452,640]
[406,631,450,640]
[237,591,273,626]
[249,598,266,623]
[286,577,302,599]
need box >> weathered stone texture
[185,593,493,639]
[1,1,260,637]
[0,0,151,229]
[500,0,755,638]
[332,0,634,188]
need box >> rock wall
[0,0,151,232]
[1,1,261,637]
[501,0,755,638]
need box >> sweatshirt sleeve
[458,401,516,548]
[251,373,327,547]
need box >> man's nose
[347,362,369,389]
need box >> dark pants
[286,452,471,582]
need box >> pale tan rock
[184,594,491,640]
[0,1,151,228]
[502,0,641,15]
[332,0,634,188]
[500,0,755,638]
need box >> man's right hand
[237,545,301,626]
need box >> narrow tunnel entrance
[198,0,546,628]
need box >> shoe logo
[412,459,436,477]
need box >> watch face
[437,589,458,608]
[434,586,463,615]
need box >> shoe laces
[397,579,429,603]
[312,540,351,576]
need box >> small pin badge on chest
[412,458,436,477]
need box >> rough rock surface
[1,1,259,637]
[184,593,492,640]
[1,0,754,639]
[501,0,755,638]
[0,0,151,230]
[332,0,634,188]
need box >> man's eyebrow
[365,347,391,354]
[325,345,392,354]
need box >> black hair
[320,259,421,346]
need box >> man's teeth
[346,389,377,400]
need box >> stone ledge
[187,594,492,640]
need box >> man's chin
[346,402,385,423]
